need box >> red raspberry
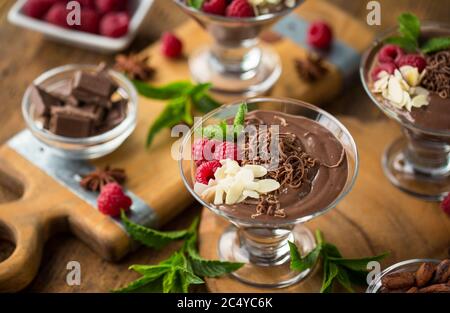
[45,3,69,28]
[78,8,99,34]
[161,32,183,58]
[97,182,132,217]
[441,193,450,216]
[307,21,333,50]
[214,141,239,161]
[371,62,396,81]
[202,0,227,16]
[192,138,218,166]
[100,12,129,38]
[195,160,222,184]
[226,0,255,18]
[77,0,96,9]
[377,44,404,63]
[23,0,57,19]
[95,0,125,14]
[395,54,427,72]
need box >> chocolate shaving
[421,50,450,99]
[80,165,127,192]
[114,54,155,81]
[294,53,328,83]
[241,121,345,219]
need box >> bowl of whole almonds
[367,258,450,293]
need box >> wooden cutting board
[199,117,450,292]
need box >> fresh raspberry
[441,193,450,216]
[97,182,132,217]
[78,8,99,34]
[23,0,57,19]
[45,3,69,28]
[395,54,427,72]
[377,44,404,63]
[195,160,222,184]
[192,138,218,166]
[99,12,129,38]
[161,32,183,58]
[307,21,333,50]
[77,0,96,9]
[95,0,125,14]
[226,0,255,18]
[214,141,239,161]
[202,0,227,16]
[371,62,396,81]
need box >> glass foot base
[188,45,281,98]
[218,224,316,288]
[382,137,450,201]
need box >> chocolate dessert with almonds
[30,64,128,138]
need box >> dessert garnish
[31,63,128,138]
[97,182,132,217]
[161,32,184,59]
[380,259,450,293]
[294,53,328,83]
[290,230,389,293]
[116,214,243,293]
[80,165,127,192]
[114,53,155,81]
[307,21,333,50]
[132,80,220,147]
[421,50,450,99]
[441,193,450,216]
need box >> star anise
[294,53,328,83]
[114,53,155,81]
[80,165,127,192]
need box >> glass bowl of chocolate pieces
[367,258,450,293]
[22,63,137,159]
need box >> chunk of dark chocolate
[100,99,128,132]
[72,70,115,101]
[30,85,61,117]
[49,106,93,138]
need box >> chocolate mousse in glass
[173,0,303,97]
[179,98,358,287]
[360,22,450,201]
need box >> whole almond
[433,259,450,284]
[418,283,450,293]
[415,262,435,287]
[381,272,415,290]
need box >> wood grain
[0,0,448,292]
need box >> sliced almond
[225,181,244,205]
[214,187,224,205]
[411,94,429,108]
[243,190,260,199]
[256,179,280,194]
[194,182,209,195]
[387,76,405,105]
[235,168,254,183]
[244,164,268,178]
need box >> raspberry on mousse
[202,0,228,16]
[195,160,222,185]
[226,0,255,18]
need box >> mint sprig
[289,230,389,293]
[421,37,450,54]
[133,80,221,147]
[187,0,204,9]
[115,214,243,293]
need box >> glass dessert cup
[360,22,450,201]
[366,258,440,293]
[179,97,358,288]
[22,64,138,160]
[173,1,302,98]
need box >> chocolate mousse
[365,28,450,132]
[219,110,348,221]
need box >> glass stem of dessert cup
[383,126,450,201]
[218,222,317,288]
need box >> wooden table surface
[0,0,448,292]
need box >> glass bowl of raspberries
[179,97,359,288]
[7,0,154,53]
[173,0,302,97]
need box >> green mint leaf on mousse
[384,36,418,52]
[200,102,248,140]
[187,0,204,9]
[421,37,450,54]
[116,214,242,293]
[289,229,389,293]
[397,12,420,43]
[121,211,189,249]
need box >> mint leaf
[192,93,221,113]
[421,37,450,54]
[233,102,248,129]
[288,241,321,272]
[129,264,171,277]
[185,224,244,277]
[146,96,189,147]
[336,267,354,293]
[133,80,193,100]
[327,252,389,272]
[398,13,420,43]
[187,0,204,9]
[121,211,189,249]
[112,275,164,293]
[385,36,417,52]
[201,124,226,140]
[320,261,339,293]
